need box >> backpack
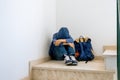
[74,36,94,63]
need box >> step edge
[32,67,115,73]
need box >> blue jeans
[53,45,75,60]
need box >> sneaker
[64,55,72,65]
[70,56,78,65]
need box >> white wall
[56,0,117,55]
[0,0,56,80]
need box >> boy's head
[57,27,70,39]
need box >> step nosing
[32,67,115,73]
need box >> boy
[49,27,77,65]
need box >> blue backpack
[74,36,94,63]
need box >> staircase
[31,57,115,80]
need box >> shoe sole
[66,62,72,65]
[72,63,78,65]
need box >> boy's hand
[54,40,62,46]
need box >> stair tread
[32,59,115,73]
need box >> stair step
[33,60,104,71]
[32,59,115,80]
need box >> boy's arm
[65,36,74,43]
[53,34,74,46]
[54,39,66,46]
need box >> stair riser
[32,69,114,80]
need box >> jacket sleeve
[66,36,74,43]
